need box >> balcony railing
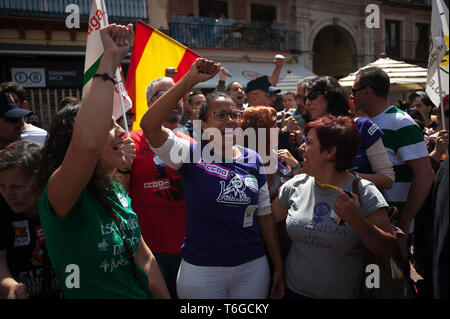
[169,15,301,52]
[0,0,147,20]
[374,40,429,62]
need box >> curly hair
[240,106,277,157]
[36,102,118,217]
[306,76,350,117]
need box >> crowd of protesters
[0,23,448,300]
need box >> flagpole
[100,0,130,137]
[115,69,130,137]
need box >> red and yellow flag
[126,20,200,130]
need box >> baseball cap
[415,91,434,106]
[0,92,32,118]
[245,76,281,95]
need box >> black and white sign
[11,68,46,87]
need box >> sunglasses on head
[303,90,324,103]
[210,110,242,121]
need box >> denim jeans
[153,253,182,299]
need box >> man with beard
[127,77,190,299]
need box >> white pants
[176,256,270,299]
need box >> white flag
[82,0,132,120]
[426,0,449,107]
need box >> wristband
[93,73,116,85]
[291,161,300,170]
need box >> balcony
[0,0,147,21]
[169,15,302,52]
[382,0,431,9]
[374,40,429,64]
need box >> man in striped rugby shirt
[351,66,435,235]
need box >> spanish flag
[126,20,200,130]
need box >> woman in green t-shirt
[35,23,170,299]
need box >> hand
[333,187,363,226]
[100,23,134,67]
[434,130,449,155]
[278,149,298,169]
[289,129,303,147]
[120,137,136,170]
[219,67,229,81]
[165,67,178,78]
[281,113,300,133]
[186,58,221,86]
[7,282,29,299]
[274,54,286,68]
[269,269,286,299]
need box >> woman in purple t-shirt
[140,58,285,299]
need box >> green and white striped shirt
[370,106,429,215]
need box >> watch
[93,73,116,85]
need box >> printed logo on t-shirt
[196,158,230,180]
[117,193,130,210]
[143,179,170,191]
[313,202,330,224]
[367,123,379,136]
[12,220,30,247]
[217,172,251,205]
[244,174,259,193]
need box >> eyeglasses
[150,89,168,102]
[303,90,324,103]
[210,110,242,121]
[351,86,366,95]
[2,117,21,123]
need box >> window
[385,20,401,58]
[199,0,228,18]
[415,23,430,60]
[251,4,276,22]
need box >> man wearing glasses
[351,66,434,236]
[0,92,31,151]
[127,76,189,299]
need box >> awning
[338,57,428,92]
[194,61,316,90]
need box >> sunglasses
[351,86,367,95]
[210,110,242,121]
[2,117,21,123]
[303,90,324,103]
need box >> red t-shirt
[129,129,191,254]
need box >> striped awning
[338,57,428,91]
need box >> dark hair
[282,92,296,99]
[187,90,205,105]
[304,115,360,172]
[59,96,80,110]
[198,92,234,121]
[225,81,243,93]
[357,67,390,97]
[36,102,118,217]
[0,81,27,102]
[306,76,350,117]
[406,108,425,132]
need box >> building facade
[0,0,432,129]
